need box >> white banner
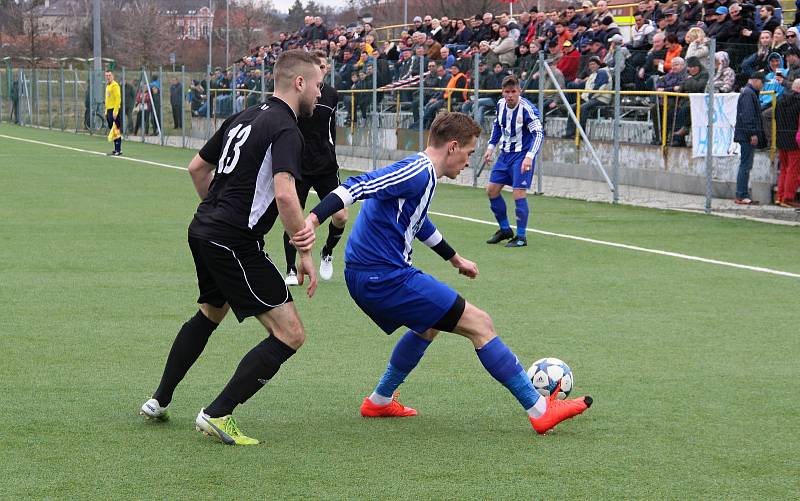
[690,93,740,158]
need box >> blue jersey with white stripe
[335,153,440,269]
[488,97,544,158]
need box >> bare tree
[113,0,176,67]
[229,0,274,56]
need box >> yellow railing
[334,87,778,158]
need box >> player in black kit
[139,50,323,445]
[283,50,349,285]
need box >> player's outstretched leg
[141,307,224,421]
[505,194,529,248]
[360,330,432,417]
[197,304,303,445]
[456,302,592,434]
[486,183,513,244]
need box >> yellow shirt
[105,80,121,114]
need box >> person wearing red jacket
[557,40,581,83]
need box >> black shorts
[188,236,292,322]
[296,172,341,208]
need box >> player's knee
[200,303,229,324]
[269,317,305,350]
[418,329,439,341]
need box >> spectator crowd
[130,5,800,205]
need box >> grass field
[1,124,799,500]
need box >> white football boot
[319,254,334,281]
[139,398,169,421]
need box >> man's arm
[187,153,216,200]
[275,172,317,297]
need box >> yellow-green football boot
[195,409,259,446]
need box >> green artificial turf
[1,124,798,500]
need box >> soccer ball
[527,358,573,400]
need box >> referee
[283,50,348,284]
[104,70,122,156]
[139,50,323,445]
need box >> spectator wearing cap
[733,72,766,204]
[718,3,759,71]
[663,9,688,44]
[558,40,581,84]
[774,77,800,208]
[713,51,736,93]
[421,64,468,128]
[478,40,498,68]
[685,27,709,65]
[705,7,728,39]
[572,20,594,53]
[759,6,780,36]
[410,61,443,129]
[671,57,709,146]
[603,34,633,83]
[409,16,424,36]
[490,25,518,68]
[679,0,703,26]
[564,56,612,137]
[580,1,597,25]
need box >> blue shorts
[344,266,459,334]
[489,151,534,189]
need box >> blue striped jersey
[329,153,443,269]
[487,97,544,158]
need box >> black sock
[152,310,219,406]
[322,222,345,256]
[204,335,296,418]
[283,230,296,272]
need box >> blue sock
[514,199,529,238]
[490,195,511,230]
[476,336,540,410]
[374,331,432,398]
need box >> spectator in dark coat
[169,78,183,129]
[734,72,767,204]
[671,57,710,146]
[774,79,800,207]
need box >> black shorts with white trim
[188,236,293,322]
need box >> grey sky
[269,0,341,13]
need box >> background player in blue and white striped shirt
[300,112,591,435]
[482,75,544,248]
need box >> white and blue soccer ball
[527,357,573,400]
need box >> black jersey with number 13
[189,96,304,242]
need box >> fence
[0,50,781,208]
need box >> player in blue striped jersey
[300,112,591,434]
[482,75,544,248]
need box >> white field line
[2,132,798,280]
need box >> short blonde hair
[686,27,705,43]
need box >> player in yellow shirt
[105,70,123,156]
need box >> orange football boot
[360,391,418,417]
[529,383,593,434]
